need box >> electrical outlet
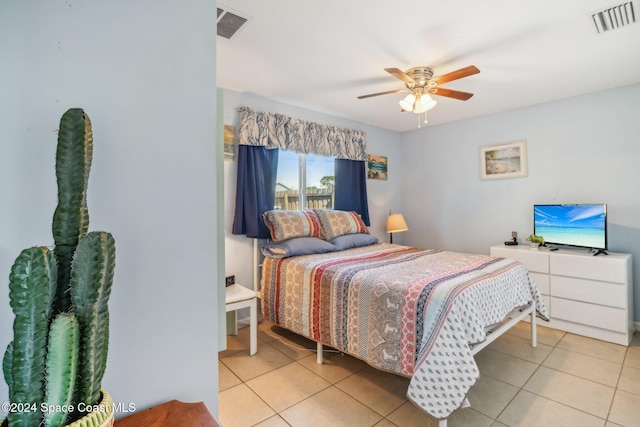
[225,275,235,286]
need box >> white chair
[225,284,257,355]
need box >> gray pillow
[330,234,379,251]
[262,237,337,259]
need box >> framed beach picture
[367,154,388,180]
[480,140,528,180]
[224,125,235,161]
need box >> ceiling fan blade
[357,89,407,99]
[429,87,474,101]
[384,68,416,85]
[431,65,480,85]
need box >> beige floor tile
[219,360,242,391]
[608,389,640,426]
[374,419,399,427]
[447,408,494,427]
[523,366,614,419]
[297,350,368,383]
[487,333,553,364]
[386,401,440,427]
[268,332,319,361]
[260,322,346,362]
[218,383,276,427]
[467,375,519,419]
[218,321,640,426]
[617,364,640,395]
[253,415,294,427]
[221,342,293,382]
[221,325,256,356]
[335,366,409,416]
[258,322,295,342]
[506,321,566,347]
[623,345,640,369]
[387,402,492,427]
[257,324,279,343]
[497,390,605,427]
[247,362,330,412]
[543,347,622,387]
[220,324,284,358]
[280,387,383,427]
[557,333,626,364]
[474,348,538,387]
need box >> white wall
[222,90,403,291]
[0,1,220,419]
[401,84,640,321]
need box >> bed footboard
[471,299,537,356]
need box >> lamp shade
[413,95,437,113]
[399,94,416,111]
[386,213,408,233]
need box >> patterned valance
[237,107,367,161]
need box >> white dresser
[490,245,633,345]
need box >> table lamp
[386,212,408,244]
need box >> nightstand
[225,284,257,355]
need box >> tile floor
[219,321,640,427]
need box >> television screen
[533,204,607,250]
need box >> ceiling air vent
[590,1,636,33]
[217,7,249,39]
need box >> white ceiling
[217,0,640,133]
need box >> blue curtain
[335,159,370,226]
[232,145,279,239]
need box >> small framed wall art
[367,154,388,180]
[480,140,528,180]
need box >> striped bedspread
[261,243,548,419]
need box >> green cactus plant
[44,314,79,427]
[6,247,57,427]
[70,231,115,409]
[52,108,93,314]
[2,109,115,427]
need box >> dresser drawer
[550,275,626,308]
[550,297,627,332]
[550,254,628,283]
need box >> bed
[258,209,549,425]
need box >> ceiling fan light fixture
[413,95,437,113]
[359,65,478,127]
[399,94,416,111]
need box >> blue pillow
[330,234,379,251]
[262,237,337,259]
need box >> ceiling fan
[358,65,480,114]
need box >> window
[274,150,335,210]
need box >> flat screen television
[533,204,607,252]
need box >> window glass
[306,154,334,210]
[275,150,300,210]
[274,151,334,210]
